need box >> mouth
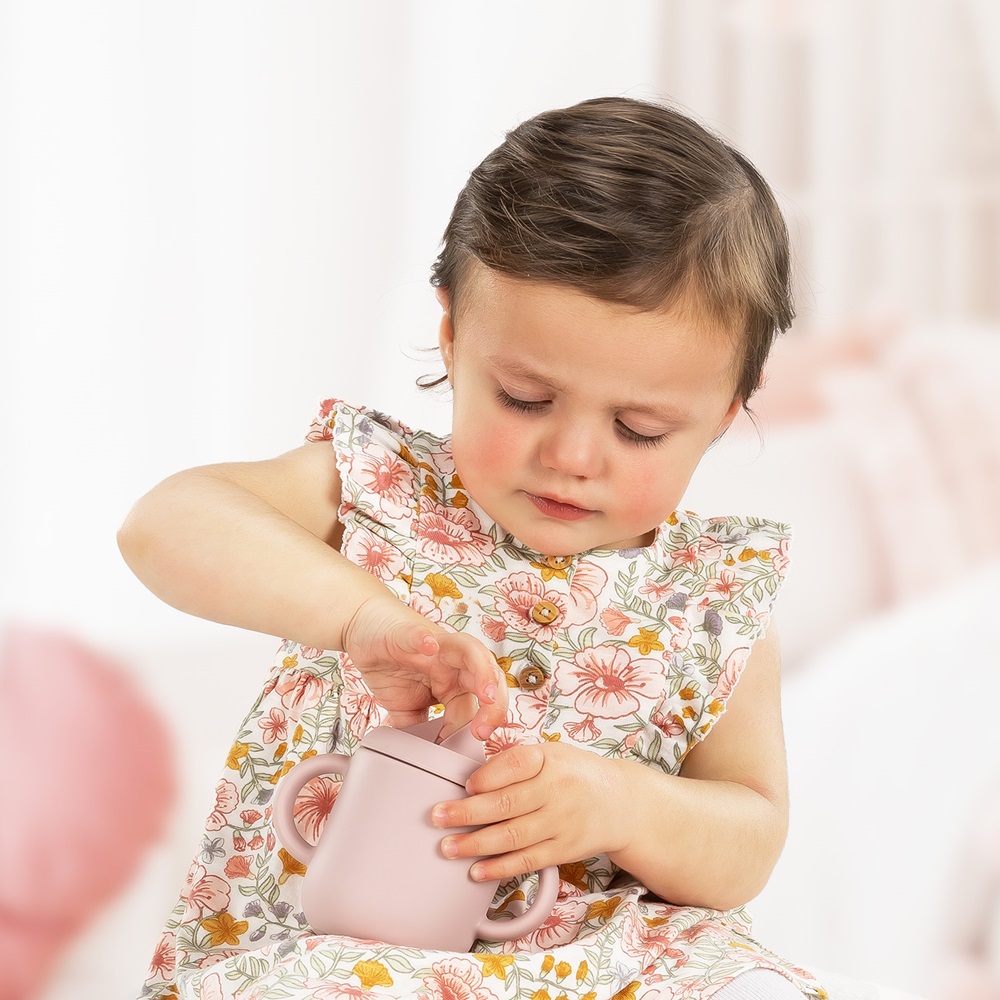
[524,492,597,521]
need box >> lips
[524,492,596,521]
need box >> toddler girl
[121,96,824,999]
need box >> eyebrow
[488,356,695,424]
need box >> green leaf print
[446,613,471,632]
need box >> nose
[537,415,604,480]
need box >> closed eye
[497,388,669,448]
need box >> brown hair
[424,96,794,410]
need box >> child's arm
[605,625,789,909]
[432,625,787,911]
[117,443,507,735]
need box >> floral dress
[140,399,826,1000]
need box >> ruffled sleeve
[305,398,426,603]
[654,511,793,756]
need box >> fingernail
[431,806,447,827]
[470,864,485,881]
[474,723,490,741]
[441,838,458,858]
[482,683,498,702]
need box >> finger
[391,623,439,658]
[465,744,545,795]
[438,692,479,740]
[440,811,546,863]
[468,839,559,884]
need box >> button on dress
[139,399,825,1000]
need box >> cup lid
[362,726,483,787]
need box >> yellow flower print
[707,699,724,716]
[738,547,758,562]
[293,724,304,744]
[681,706,697,720]
[496,655,519,688]
[576,960,588,982]
[421,473,438,499]
[281,653,299,670]
[277,847,307,884]
[531,991,551,1000]
[627,627,665,655]
[493,889,525,914]
[541,731,561,741]
[201,912,248,947]
[269,759,295,785]
[667,511,679,525]
[611,983,641,1000]
[724,556,736,566]
[451,491,469,508]
[759,550,772,561]
[226,741,250,770]
[425,573,462,602]
[581,994,597,1000]
[587,896,622,921]
[450,473,464,489]
[558,861,588,891]
[474,953,514,980]
[353,960,393,989]
[678,686,697,700]
[530,555,572,582]
[554,961,572,980]
[272,741,287,761]
[541,954,555,974]
[398,443,419,467]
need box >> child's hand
[342,594,508,739]
[430,742,631,883]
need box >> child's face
[437,263,743,556]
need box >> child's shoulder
[304,396,454,475]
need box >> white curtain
[0,1,665,643]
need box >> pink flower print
[344,526,406,582]
[415,499,495,566]
[713,646,749,701]
[275,671,327,713]
[341,658,388,739]
[223,855,252,879]
[148,932,175,981]
[704,568,744,600]
[639,578,676,601]
[696,534,723,560]
[293,774,340,843]
[563,559,608,626]
[233,833,246,852]
[485,723,529,756]
[563,715,601,743]
[670,543,700,569]
[206,779,239,831]
[248,833,264,850]
[506,896,589,951]
[306,398,337,442]
[241,809,262,825]
[770,536,791,576]
[199,972,225,1000]
[182,862,231,913]
[652,705,686,738]
[349,448,415,519]
[299,645,324,660]
[599,605,633,636]
[409,591,444,625]
[481,616,507,642]
[555,645,664,719]
[418,957,500,1000]
[666,614,693,651]
[514,685,549,731]
[494,572,568,642]
[258,707,288,745]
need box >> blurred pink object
[0,624,175,1000]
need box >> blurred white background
[2,1,998,998]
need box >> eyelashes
[494,389,668,449]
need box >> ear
[436,287,455,378]
[715,393,743,436]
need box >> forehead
[453,262,741,403]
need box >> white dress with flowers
[139,399,826,1000]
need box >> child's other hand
[342,595,508,739]
[430,742,630,882]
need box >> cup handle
[475,866,561,942]
[271,752,352,865]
